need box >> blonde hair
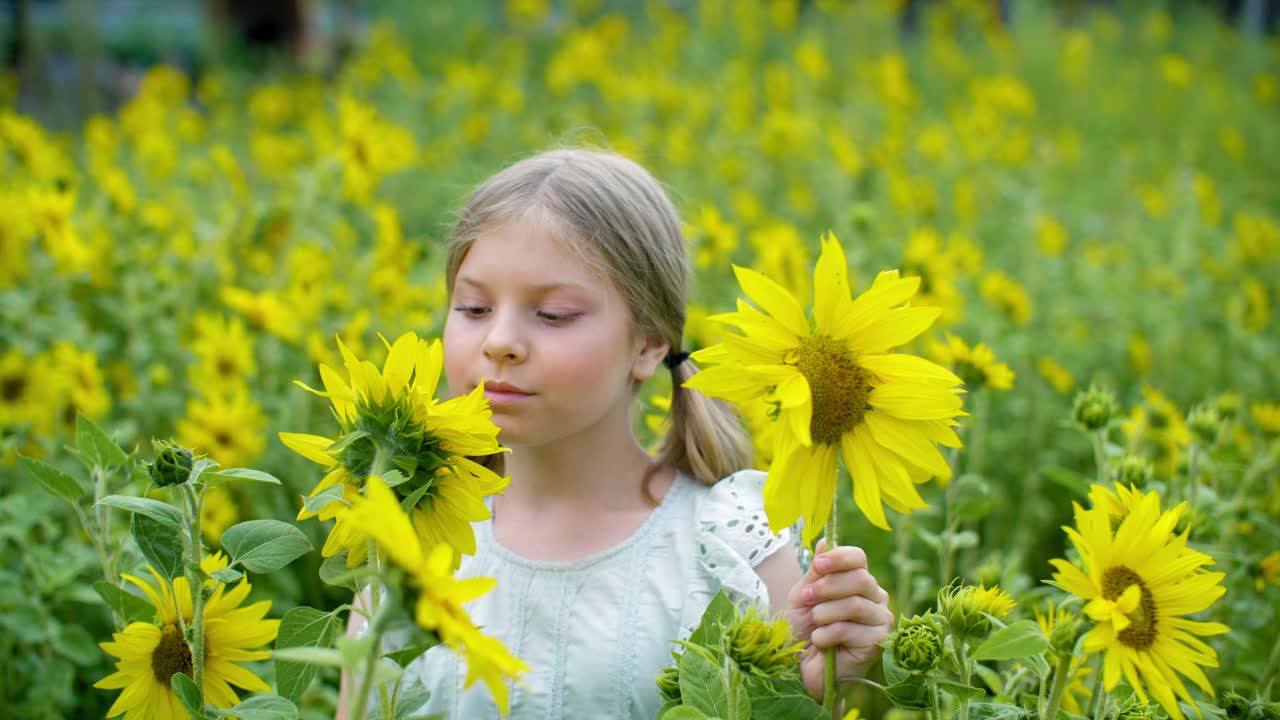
[445,148,752,488]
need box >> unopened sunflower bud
[1115,454,1154,487]
[891,613,945,673]
[725,605,804,678]
[149,440,195,487]
[1187,404,1222,446]
[1214,392,1242,423]
[1048,612,1083,656]
[1113,700,1167,720]
[938,583,1016,643]
[655,663,681,704]
[1073,385,1117,432]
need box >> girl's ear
[632,335,670,382]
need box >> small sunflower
[927,334,1015,392]
[686,233,965,539]
[187,312,257,390]
[281,332,509,567]
[937,582,1016,640]
[1250,401,1280,435]
[345,475,527,714]
[1049,485,1228,720]
[94,553,279,719]
[175,386,267,469]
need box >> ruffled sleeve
[692,469,794,607]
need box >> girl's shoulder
[681,468,795,603]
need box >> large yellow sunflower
[280,331,509,567]
[94,553,280,719]
[1049,484,1228,720]
[345,475,528,714]
[685,233,966,540]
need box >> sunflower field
[1,1,1278,719]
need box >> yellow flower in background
[337,96,417,204]
[176,387,267,469]
[748,222,811,302]
[344,475,527,714]
[1122,386,1190,475]
[1229,276,1271,332]
[1036,215,1069,256]
[219,287,302,344]
[1251,402,1280,435]
[281,332,509,567]
[0,347,62,435]
[1050,485,1228,720]
[1127,334,1153,375]
[1036,356,1075,394]
[690,204,740,270]
[1258,550,1280,592]
[686,233,965,538]
[187,312,257,390]
[95,553,279,719]
[927,334,1015,392]
[201,486,240,545]
[51,341,111,428]
[902,228,964,325]
[980,270,1031,325]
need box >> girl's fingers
[809,594,895,628]
[810,619,892,651]
[801,567,883,605]
[811,544,868,575]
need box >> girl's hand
[783,540,894,701]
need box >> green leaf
[953,474,991,522]
[172,672,206,719]
[1024,652,1051,680]
[18,456,85,504]
[53,623,100,666]
[327,430,370,453]
[662,708,710,720]
[301,484,347,515]
[319,554,371,590]
[938,680,987,701]
[1040,466,1091,499]
[271,647,345,667]
[881,647,909,685]
[384,634,440,667]
[971,621,1049,662]
[688,590,736,649]
[969,702,1032,720]
[885,681,931,710]
[188,458,220,486]
[677,645,728,718]
[76,415,129,468]
[210,568,243,584]
[97,495,183,529]
[275,607,341,705]
[93,581,155,623]
[217,695,299,720]
[368,679,431,720]
[132,512,184,579]
[221,520,313,573]
[201,467,283,488]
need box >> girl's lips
[484,389,532,406]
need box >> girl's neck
[500,412,660,512]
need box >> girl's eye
[537,310,581,324]
[453,305,489,318]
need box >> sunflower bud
[655,662,681,704]
[149,440,195,487]
[1214,392,1242,423]
[725,605,804,678]
[938,583,1016,643]
[1187,404,1222,446]
[890,613,945,673]
[1115,454,1154,487]
[1048,612,1083,657]
[1113,700,1167,720]
[1073,385,1116,432]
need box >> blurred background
[1,1,1277,718]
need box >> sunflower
[94,553,280,719]
[187,312,257,391]
[280,332,508,567]
[1049,485,1228,720]
[345,475,527,714]
[926,334,1015,392]
[686,232,966,540]
[1250,401,1280,435]
[175,385,267,469]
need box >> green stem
[930,678,942,720]
[823,498,840,716]
[940,445,963,587]
[959,640,973,720]
[893,516,913,618]
[1086,658,1107,720]
[1092,430,1109,487]
[1186,443,1200,515]
[94,465,114,579]
[1042,651,1074,720]
[349,613,385,720]
[352,448,393,720]
[1258,630,1280,690]
[180,484,206,704]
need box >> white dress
[404,469,795,720]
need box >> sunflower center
[1,373,26,403]
[215,357,236,379]
[790,334,870,446]
[1101,565,1158,650]
[151,624,194,684]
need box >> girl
[342,149,893,719]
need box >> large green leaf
[97,495,183,529]
[132,512,184,579]
[677,645,728,718]
[274,607,341,705]
[971,621,1049,662]
[19,455,85,504]
[221,520,313,573]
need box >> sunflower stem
[959,640,973,720]
[1186,443,1200,517]
[1091,430,1109,487]
[940,445,963,587]
[180,483,207,707]
[823,497,840,716]
[929,677,942,720]
[1042,651,1074,720]
[352,447,393,720]
[1259,630,1280,691]
[1085,658,1107,720]
[349,604,386,720]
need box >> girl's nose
[481,309,527,364]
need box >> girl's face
[443,218,668,448]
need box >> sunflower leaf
[201,467,282,488]
[215,694,299,720]
[368,678,431,720]
[96,495,183,530]
[75,415,129,469]
[210,568,243,584]
[302,484,348,514]
[275,607,341,705]
[187,458,220,486]
[18,455,86,504]
[171,672,206,719]
[971,621,1049,661]
[92,581,154,624]
[938,680,986,701]
[131,512,184,579]
[677,644,728,718]
[221,520,314,573]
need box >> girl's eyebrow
[455,276,591,294]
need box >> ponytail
[654,359,753,486]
